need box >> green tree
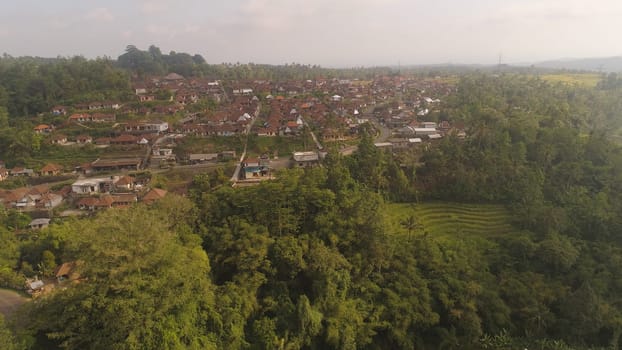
[26,207,221,350]
[38,250,56,277]
[0,106,8,128]
[0,314,24,350]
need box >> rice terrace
[386,202,521,239]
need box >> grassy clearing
[246,135,311,158]
[175,135,246,155]
[539,73,602,87]
[384,202,521,239]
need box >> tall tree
[25,207,221,350]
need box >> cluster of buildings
[0,159,167,226]
[2,73,464,217]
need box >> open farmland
[539,73,602,87]
[385,202,521,238]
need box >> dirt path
[0,288,28,316]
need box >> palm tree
[400,214,421,242]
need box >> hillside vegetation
[3,54,622,349]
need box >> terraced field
[385,202,520,238]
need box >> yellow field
[538,73,602,87]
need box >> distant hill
[531,56,622,72]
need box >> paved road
[335,104,390,156]
[364,106,391,142]
[0,288,27,317]
[301,117,324,150]
[231,106,260,183]
[372,118,391,142]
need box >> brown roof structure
[142,188,167,203]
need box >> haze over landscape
[6,1,622,349]
[2,0,622,66]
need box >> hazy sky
[1,0,621,67]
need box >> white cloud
[121,30,133,40]
[84,7,115,22]
[0,28,8,37]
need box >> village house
[219,150,236,161]
[232,88,253,96]
[242,165,270,179]
[243,157,260,167]
[241,156,271,179]
[51,106,69,115]
[1,188,30,209]
[94,137,111,146]
[111,194,138,207]
[10,167,34,177]
[421,121,437,129]
[33,124,53,134]
[124,120,169,134]
[75,193,138,210]
[114,176,135,191]
[29,218,51,230]
[134,83,148,95]
[142,188,167,204]
[414,128,439,136]
[408,138,423,145]
[76,196,114,211]
[0,167,8,182]
[55,261,80,283]
[50,134,68,145]
[387,115,411,128]
[139,94,156,102]
[69,113,116,123]
[90,158,142,172]
[110,134,139,145]
[36,193,64,209]
[188,153,219,164]
[292,151,320,167]
[87,101,120,110]
[87,102,104,110]
[374,142,393,150]
[74,162,94,175]
[39,163,63,176]
[428,133,443,140]
[75,135,93,144]
[256,125,278,137]
[68,113,90,122]
[387,138,411,149]
[164,72,184,81]
[71,177,119,195]
[152,148,174,157]
[91,113,116,123]
[25,278,45,295]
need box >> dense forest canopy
[3,48,622,349]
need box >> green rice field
[385,202,520,238]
